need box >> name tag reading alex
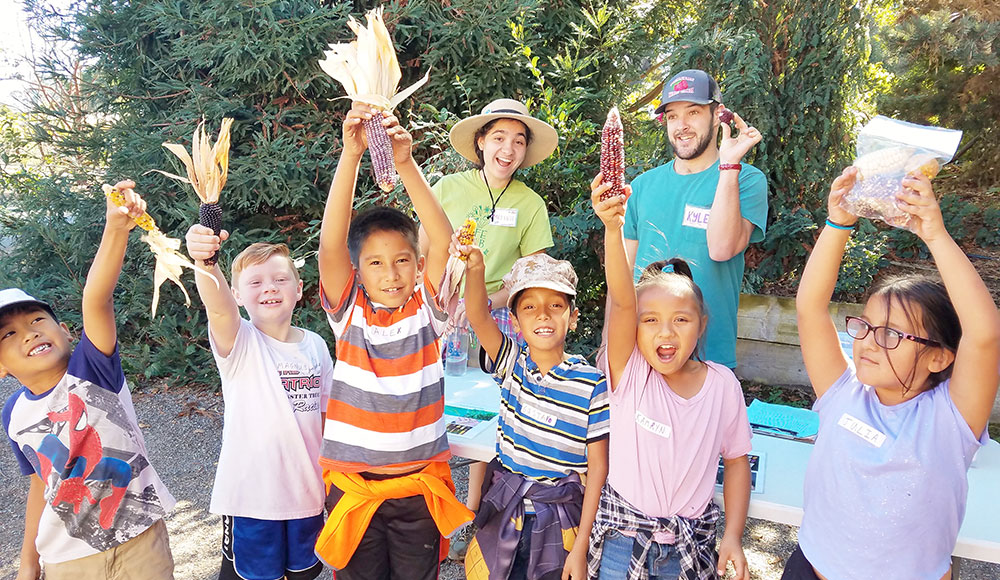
[635,411,672,438]
[837,413,886,447]
[682,204,711,230]
[521,404,558,427]
[491,208,518,227]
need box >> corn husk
[102,184,217,317]
[437,219,478,336]
[153,118,233,204]
[318,7,429,111]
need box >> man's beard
[670,129,714,160]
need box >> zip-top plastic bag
[841,116,963,230]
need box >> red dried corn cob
[456,218,476,261]
[365,113,398,193]
[103,184,157,232]
[600,107,625,201]
[718,105,734,125]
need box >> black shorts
[780,544,822,580]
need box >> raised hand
[381,110,414,165]
[590,172,630,229]
[895,172,946,243]
[827,166,860,227]
[105,179,146,231]
[185,224,230,264]
[718,110,762,164]
[342,102,372,158]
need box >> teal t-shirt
[624,160,768,368]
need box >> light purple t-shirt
[799,366,986,580]
[603,348,752,524]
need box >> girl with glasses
[783,166,1000,580]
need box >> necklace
[481,169,514,220]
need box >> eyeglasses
[844,316,941,350]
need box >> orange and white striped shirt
[319,275,451,472]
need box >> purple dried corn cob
[199,202,223,266]
[364,114,398,193]
[600,107,625,201]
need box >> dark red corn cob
[199,202,223,266]
[363,114,398,193]
[718,105,734,125]
[600,107,625,201]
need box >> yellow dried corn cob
[103,184,157,231]
[852,146,916,180]
[456,218,477,261]
[904,153,941,179]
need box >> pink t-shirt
[604,348,752,524]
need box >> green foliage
[877,3,1000,184]
[836,222,889,297]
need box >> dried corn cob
[153,118,233,267]
[852,146,915,180]
[456,218,476,261]
[318,7,428,197]
[600,107,625,201]
[102,184,217,316]
[718,106,734,125]
[103,184,157,232]
[364,114,397,192]
[904,153,941,179]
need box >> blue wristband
[825,218,856,231]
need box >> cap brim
[450,113,559,168]
[0,299,55,320]
[654,97,716,114]
[505,281,577,310]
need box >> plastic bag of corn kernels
[840,116,963,230]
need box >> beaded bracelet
[825,218,856,230]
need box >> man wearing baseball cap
[595,69,768,369]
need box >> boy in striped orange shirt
[313,103,473,579]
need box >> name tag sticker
[635,411,672,438]
[491,208,518,227]
[837,413,886,447]
[522,404,558,427]
[682,204,711,230]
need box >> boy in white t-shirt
[185,232,333,580]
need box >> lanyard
[481,170,513,220]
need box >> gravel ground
[1,375,997,579]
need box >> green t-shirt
[624,159,768,368]
[432,170,554,294]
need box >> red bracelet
[719,163,742,171]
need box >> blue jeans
[598,530,683,579]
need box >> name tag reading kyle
[491,208,518,227]
[837,413,886,447]
[521,404,558,427]
[635,411,672,438]
[682,204,711,230]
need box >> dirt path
[1,377,996,579]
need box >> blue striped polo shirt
[490,335,611,482]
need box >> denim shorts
[598,530,682,579]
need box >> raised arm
[185,226,241,357]
[795,167,857,398]
[382,112,453,291]
[706,111,762,261]
[82,180,145,356]
[591,174,636,390]
[898,173,1000,436]
[458,240,504,362]
[318,104,368,302]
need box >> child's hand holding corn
[590,172,630,230]
[104,180,147,231]
[185,224,229,265]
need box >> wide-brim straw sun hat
[449,99,559,169]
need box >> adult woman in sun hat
[418,98,559,560]
[419,98,559,320]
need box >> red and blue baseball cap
[654,69,722,114]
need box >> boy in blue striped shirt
[453,245,610,580]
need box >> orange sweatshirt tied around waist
[316,461,474,569]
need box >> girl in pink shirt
[589,178,752,580]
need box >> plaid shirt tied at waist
[587,483,721,580]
